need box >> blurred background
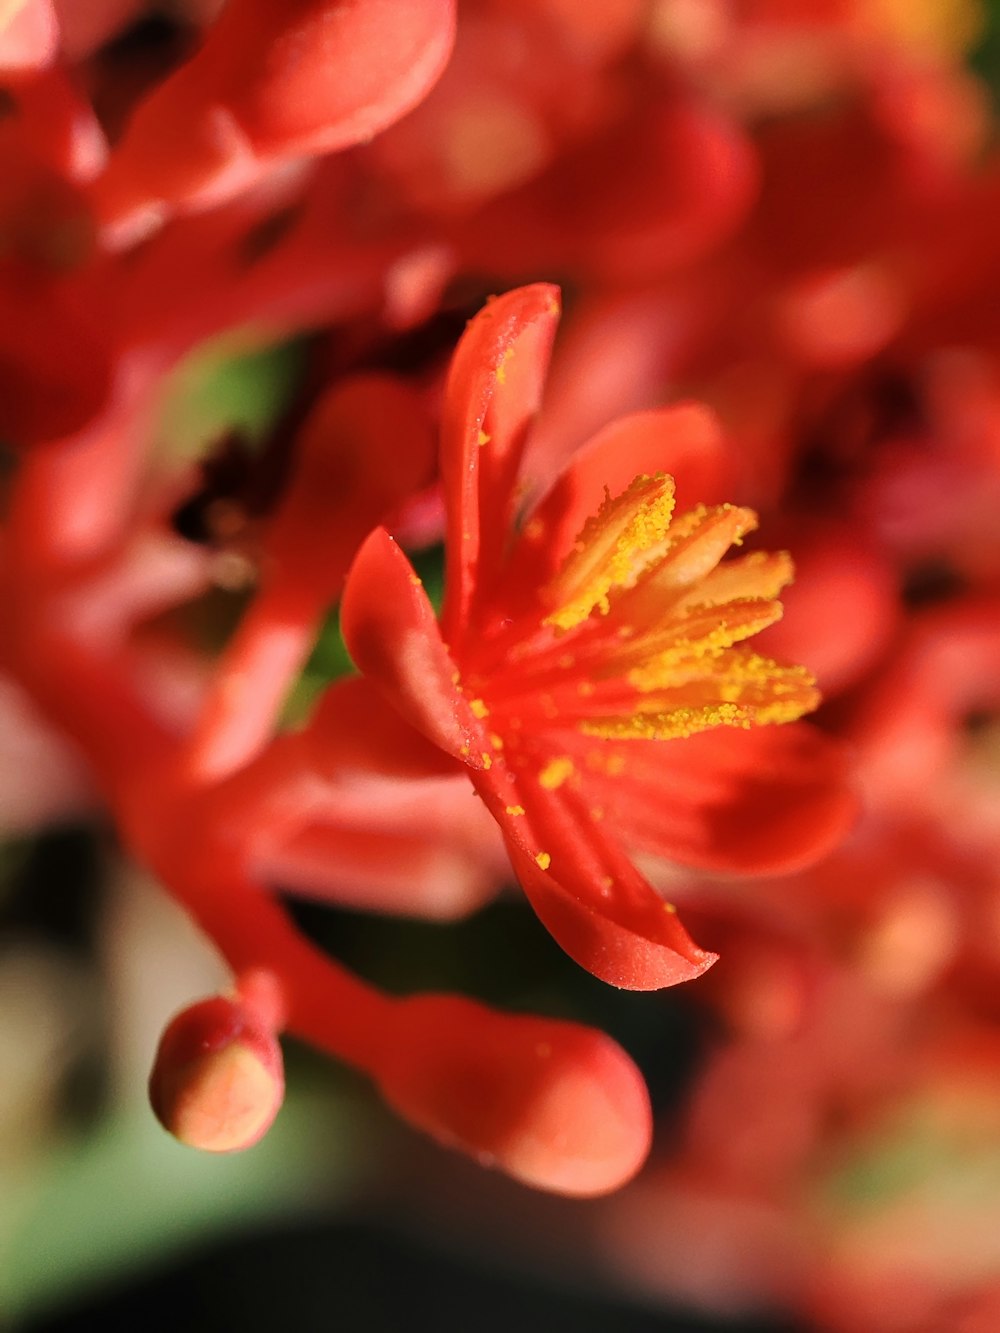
[6,1,1000,1330]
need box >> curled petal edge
[341,526,485,765]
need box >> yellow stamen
[543,474,676,631]
[580,654,819,740]
[504,473,821,749]
[620,599,786,688]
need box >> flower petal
[341,527,486,764]
[440,283,561,648]
[501,404,730,613]
[574,723,857,875]
[473,769,717,990]
[266,374,436,606]
[507,835,717,991]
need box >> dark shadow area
[23,1218,805,1333]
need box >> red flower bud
[149,991,285,1153]
[96,0,457,236]
[376,994,652,1197]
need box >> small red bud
[149,992,284,1153]
[376,995,652,1197]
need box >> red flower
[342,284,854,990]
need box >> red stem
[1,424,399,1078]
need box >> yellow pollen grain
[601,876,614,890]
[535,852,551,870]
[459,743,471,757]
[469,698,489,718]
[481,752,492,769]
[539,755,575,789]
[490,733,504,750]
[495,347,514,385]
[409,574,423,587]
[505,804,525,816]
[478,429,491,447]
[664,902,677,914]
[582,702,751,741]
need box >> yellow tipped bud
[149,994,284,1154]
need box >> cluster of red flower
[2,2,999,1323]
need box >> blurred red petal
[586,723,858,875]
[341,526,483,763]
[97,0,457,224]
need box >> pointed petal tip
[509,842,718,991]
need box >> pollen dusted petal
[594,597,786,678]
[474,769,717,990]
[581,653,820,739]
[683,549,796,608]
[543,473,676,630]
[440,284,561,648]
[477,469,811,752]
[505,403,730,596]
[620,503,760,610]
[509,837,718,990]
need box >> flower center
[480,473,820,741]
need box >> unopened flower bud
[96,0,457,236]
[376,994,652,1197]
[0,0,57,73]
[149,992,284,1153]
